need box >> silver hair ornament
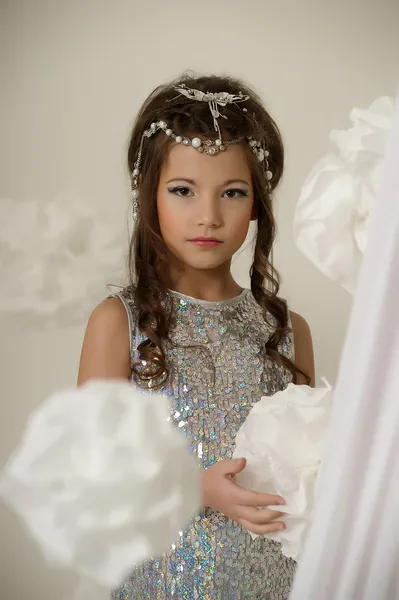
[173,84,250,140]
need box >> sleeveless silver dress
[111,286,296,600]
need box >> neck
[169,264,242,302]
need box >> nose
[197,194,222,228]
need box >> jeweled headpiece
[131,84,273,218]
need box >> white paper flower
[0,380,200,588]
[0,195,128,324]
[294,96,394,293]
[233,382,333,560]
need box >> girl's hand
[201,457,286,535]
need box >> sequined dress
[112,286,296,600]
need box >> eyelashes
[167,186,249,199]
[224,188,249,199]
[167,186,193,198]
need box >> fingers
[239,518,286,536]
[238,506,283,525]
[236,486,285,508]
[223,458,247,475]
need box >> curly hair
[126,72,310,387]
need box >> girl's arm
[290,311,315,387]
[77,298,131,386]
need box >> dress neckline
[167,288,249,309]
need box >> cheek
[233,220,251,246]
[157,192,182,240]
[228,204,253,241]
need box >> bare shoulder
[290,311,311,338]
[87,297,128,331]
[77,297,131,386]
[289,311,315,386]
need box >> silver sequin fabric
[111,286,296,600]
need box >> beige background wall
[1,0,398,598]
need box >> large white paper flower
[0,380,200,588]
[0,195,128,324]
[294,96,394,293]
[233,382,333,560]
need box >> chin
[183,256,229,271]
[170,245,239,272]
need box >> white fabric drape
[293,97,393,294]
[233,382,333,560]
[290,87,399,600]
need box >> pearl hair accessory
[131,85,273,219]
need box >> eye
[223,188,249,199]
[167,186,194,198]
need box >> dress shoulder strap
[108,286,140,369]
[286,307,295,362]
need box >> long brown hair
[127,72,309,387]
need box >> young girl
[78,74,315,599]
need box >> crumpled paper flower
[294,96,394,293]
[233,382,333,560]
[0,195,128,324]
[0,380,200,588]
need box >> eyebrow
[166,178,250,186]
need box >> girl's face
[157,142,255,273]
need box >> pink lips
[188,237,223,248]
